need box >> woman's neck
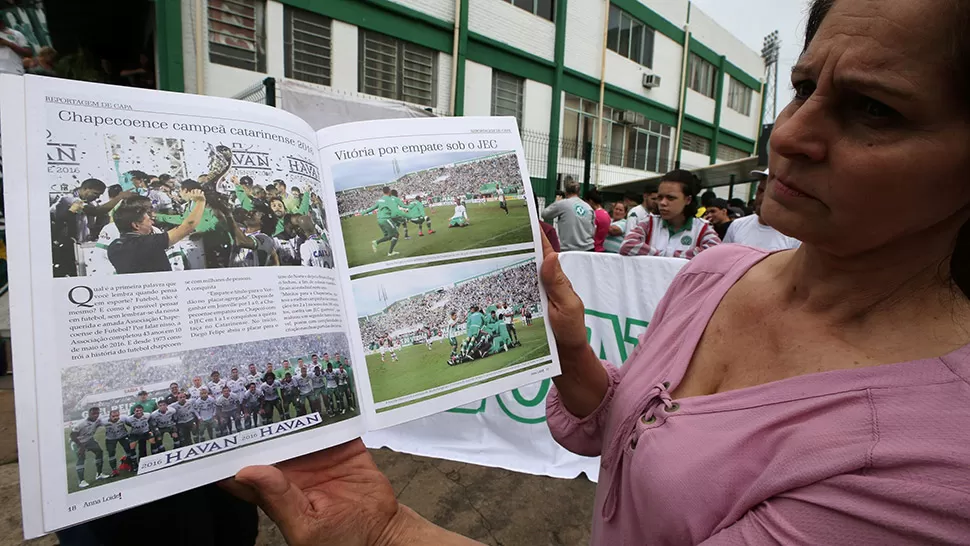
[779,218,970,327]
[666,215,687,230]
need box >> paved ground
[0,375,596,545]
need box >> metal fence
[231,77,277,107]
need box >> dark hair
[79,178,106,191]
[113,200,151,233]
[658,169,700,220]
[711,198,730,210]
[107,184,123,198]
[180,179,201,192]
[150,180,167,189]
[158,174,172,183]
[555,190,566,198]
[382,186,391,194]
[239,176,253,185]
[127,170,148,181]
[586,189,603,206]
[805,0,970,297]
[701,190,717,208]
[643,182,659,194]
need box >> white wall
[437,52,454,114]
[180,0,198,93]
[264,1,285,80]
[688,6,763,88]
[685,90,715,123]
[720,100,757,137]
[330,20,358,92]
[603,33,683,110]
[680,149,711,169]
[463,60,492,116]
[642,0,688,27]
[522,79,551,133]
[206,64,269,98]
[388,0,455,22]
[563,0,603,77]
[468,0,555,60]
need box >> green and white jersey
[72,417,103,443]
[124,414,152,435]
[226,377,248,396]
[100,417,130,440]
[150,407,178,429]
[275,367,296,381]
[259,382,280,401]
[215,393,241,413]
[130,399,158,415]
[406,201,426,220]
[362,196,397,220]
[241,391,261,411]
[335,368,349,386]
[207,379,227,396]
[192,396,218,421]
[280,379,300,398]
[296,375,314,395]
[311,372,327,390]
[324,371,338,389]
[172,401,196,424]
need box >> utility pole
[761,31,781,122]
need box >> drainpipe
[449,0,461,115]
[674,2,692,168]
[594,0,610,186]
[195,0,205,94]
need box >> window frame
[687,53,717,99]
[358,30,438,108]
[208,0,266,72]
[606,3,655,69]
[726,76,753,116]
[283,6,332,86]
[503,0,555,21]
[491,70,525,129]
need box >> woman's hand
[540,230,590,354]
[221,439,398,546]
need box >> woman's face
[764,0,970,257]
[611,203,627,221]
[656,182,689,221]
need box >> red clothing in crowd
[592,208,611,252]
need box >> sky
[331,150,508,193]
[353,254,533,317]
[689,0,809,120]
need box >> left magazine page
[1,75,366,537]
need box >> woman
[224,0,970,544]
[618,169,720,259]
[603,201,628,254]
[585,189,610,252]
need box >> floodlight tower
[761,31,781,122]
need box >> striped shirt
[619,215,720,259]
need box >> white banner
[363,252,687,481]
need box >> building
[48,0,767,200]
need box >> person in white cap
[723,168,801,251]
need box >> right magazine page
[317,116,560,429]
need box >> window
[284,7,331,86]
[359,30,437,107]
[727,77,753,116]
[209,0,265,72]
[625,120,672,173]
[491,71,525,128]
[681,133,711,155]
[606,4,655,68]
[716,143,749,161]
[562,95,615,160]
[687,54,716,98]
[504,0,555,21]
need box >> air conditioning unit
[620,110,645,125]
[642,73,662,88]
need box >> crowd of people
[336,153,521,216]
[50,161,334,277]
[541,168,800,259]
[359,262,540,347]
[67,338,356,488]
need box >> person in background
[696,190,716,219]
[585,189,610,252]
[119,52,154,89]
[727,197,749,217]
[28,46,56,76]
[621,192,640,220]
[107,189,206,274]
[554,190,565,202]
[703,198,734,240]
[539,219,560,253]
[0,17,31,76]
[626,183,658,228]
[619,169,720,259]
[723,168,801,251]
[603,201,629,254]
[541,179,594,251]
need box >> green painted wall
[155,0,184,92]
[544,0,569,202]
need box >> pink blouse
[547,244,970,545]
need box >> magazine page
[2,75,366,536]
[317,116,561,429]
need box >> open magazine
[2,75,560,538]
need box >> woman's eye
[859,98,895,119]
[793,80,815,99]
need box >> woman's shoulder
[678,242,769,277]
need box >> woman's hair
[612,201,627,215]
[586,189,603,206]
[659,169,700,220]
[806,0,970,298]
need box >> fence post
[728,174,735,199]
[582,141,592,197]
[263,77,276,107]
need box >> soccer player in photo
[129,390,158,415]
[215,385,242,435]
[264,362,276,381]
[500,302,519,345]
[279,372,299,420]
[447,311,460,349]
[259,373,284,423]
[70,407,109,488]
[310,365,327,416]
[336,363,355,412]
[172,392,197,448]
[246,363,262,387]
[230,209,280,267]
[379,339,388,362]
[191,388,218,441]
[448,197,470,228]
[207,370,227,395]
[124,406,154,470]
[363,186,404,257]
[162,382,180,406]
[107,188,207,274]
[324,363,341,415]
[276,359,296,381]
[402,195,434,239]
[496,186,509,215]
[240,383,262,429]
[100,409,135,476]
[295,367,314,417]
[187,376,205,400]
[149,400,178,453]
[50,178,132,277]
[226,367,248,397]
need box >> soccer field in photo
[342,201,532,269]
[366,318,549,405]
[62,406,358,494]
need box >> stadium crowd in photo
[50,142,334,277]
[63,334,357,492]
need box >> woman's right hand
[540,230,590,354]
